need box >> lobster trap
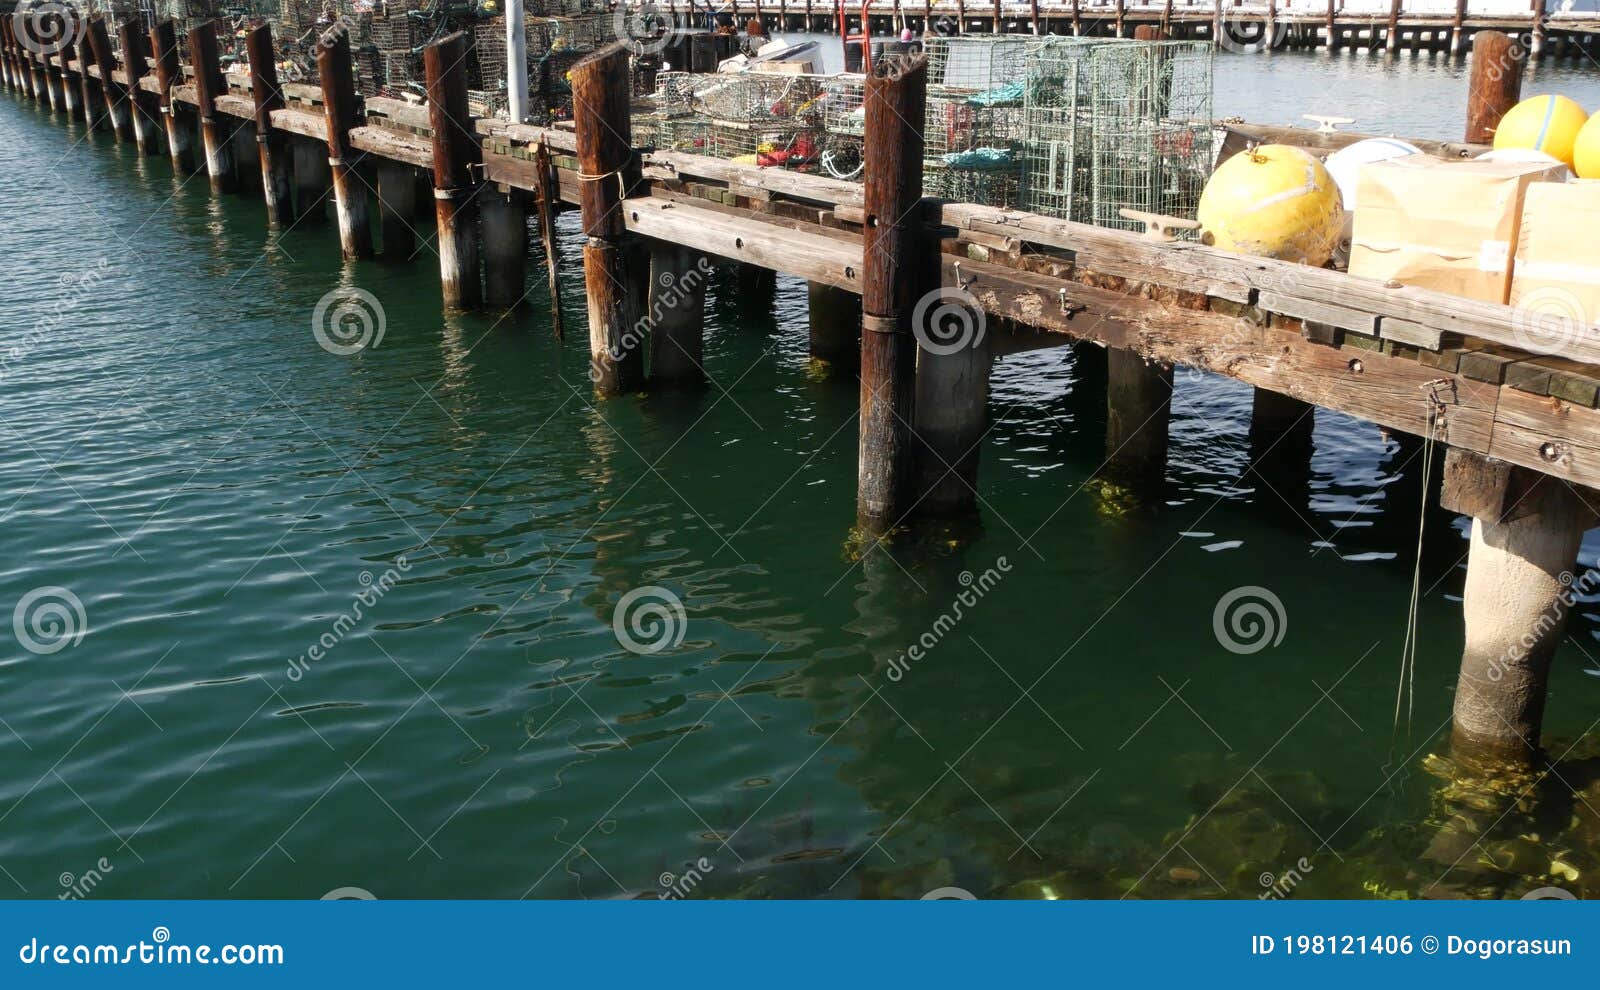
[920,36,1048,208]
[1019,37,1100,222]
[1087,41,1213,233]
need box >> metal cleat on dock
[1302,114,1355,135]
[1119,209,1201,243]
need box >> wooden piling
[1104,348,1173,490]
[481,185,528,309]
[188,21,236,193]
[1443,457,1591,762]
[534,141,565,340]
[1325,0,1337,51]
[572,42,645,394]
[293,138,331,223]
[1464,31,1524,144]
[87,17,132,143]
[913,318,991,516]
[116,20,160,156]
[0,20,14,94]
[1531,0,1548,60]
[649,243,708,385]
[57,41,80,119]
[75,36,104,132]
[1247,389,1314,515]
[43,39,64,113]
[857,55,928,532]
[148,22,190,170]
[317,28,372,260]
[809,282,861,373]
[423,32,481,308]
[1385,0,1401,54]
[244,24,293,225]
[376,159,418,259]
[1450,0,1467,55]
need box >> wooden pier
[3,19,1597,765]
[711,0,1600,61]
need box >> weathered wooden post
[1325,0,1337,51]
[572,42,645,393]
[245,24,294,225]
[43,29,65,113]
[188,21,237,193]
[481,185,528,309]
[76,36,105,131]
[1464,31,1524,143]
[293,138,332,222]
[913,306,991,516]
[809,282,861,373]
[1074,0,1084,36]
[1450,0,1467,55]
[1247,389,1314,518]
[1264,0,1276,52]
[1385,0,1401,54]
[1030,0,1040,34]
[316,28,372,259]
[649,244,709,385]
[116,20,160,156]
[0,20,14,94]
[1530,0,1548,60]
[857,55,928,533]
[376,160,418,258]
[1441,453,1593,762]
[1104,349,1173,492]
[534,141,565,339]
[150,21,193,172]
[57,39,81,119]
[87,17,132,142]
[423,32,480,308]
[992,0,1002,33]
[1115,0,1126,38]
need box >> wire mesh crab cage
[650,72,824,166]
[920,36,1046,207]
[1019,37,1103,222]
[817,73,866,180]
[1087,40,1214,233]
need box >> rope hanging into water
[1393,381,1452,735]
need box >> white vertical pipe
[507,0,529,123]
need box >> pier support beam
[808,282,861,373]
[1464,31,1524,144]
[573,42,645,394]
[1443,452,1592,762]
[913,313,991,516]
[43,49,64,114]
[648,243,708,386]
[149,22,190,170]
[87,17,132,143]
[424,32,481,308]
[317,29,372,260]
[246,24,293,226]
[58,49,79,119]
[116,20,160,156]
[376,159,418,259]
[857,56,928,533]
[75,37,104,133]
[481,185,528,309]
[1104,348,1172,490]
[293,138,331,223]
[188,21,236,194]
[1247,389,1315,517]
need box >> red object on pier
[838,0,873,74]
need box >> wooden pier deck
[4,20,1599,762]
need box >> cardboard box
[1511,180,1600,329]
[1349,154,1566,303]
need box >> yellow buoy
[1493,94,1588,168]
[1573,111,1600,179]
[1197,144,1344,266]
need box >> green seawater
[3,53,1600,900]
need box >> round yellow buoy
[1197,144,1344,266]
[1573,111,1600,179]
[1493,95,1588,168]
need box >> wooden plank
[267,105,327,142]
[1488,387,1600,489]
[213,93,253,119]
[622,197,860,292]
[349,126,433,169]
[1259,290,1379,336]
